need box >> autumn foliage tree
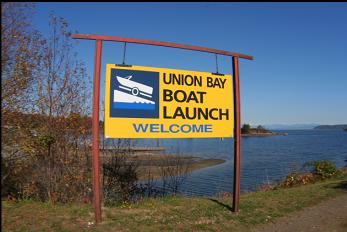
[1,2,44,196]
[1,3,92,203]
[30,14,92,202]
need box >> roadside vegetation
[2,167,346,231]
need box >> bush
[103,154,139,206]
[305,160,340,179]
[280,172,315,188]
[279,160,341,188]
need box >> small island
[241,124,288,137]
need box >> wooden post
[92,39,103,223]
[232,56,241,212]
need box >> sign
[104,64,234,138]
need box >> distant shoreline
[242,132,288,137]
[241,125,288,137]
[314,124,347,130]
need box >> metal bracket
[116,64,132,67]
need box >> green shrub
[280,160,340,188]
[38,134,56,148]
[304,160,339,179]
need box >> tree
[241,124,251,134]
[1,6,93,203]
[29,14,91,202]
[35,14,90,118]
[1,2,44,198]
[1,3,44,112]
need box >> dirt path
[252,193,347,232]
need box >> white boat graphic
[114,90,155,105]
[113,75,155,107]
[117,76,153,98]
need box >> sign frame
[71,33,253,223]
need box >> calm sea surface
[131,130,347,196]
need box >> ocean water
[131,129,347,196]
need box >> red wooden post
[92,39,103,223]
[232,56,241,212]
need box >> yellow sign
[104,64,234,138]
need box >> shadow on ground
[207,198,233,211]
[332,180,347,190]
[323,177,347,191]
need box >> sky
[32,2,347,125]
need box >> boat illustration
[113,75,156,110]
[116,76,153,98]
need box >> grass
[2,173,346,232]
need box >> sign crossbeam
[72,34,253,60]
[71,33,253,224]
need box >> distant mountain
[314,124,347,130]
[258,124,320,130]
